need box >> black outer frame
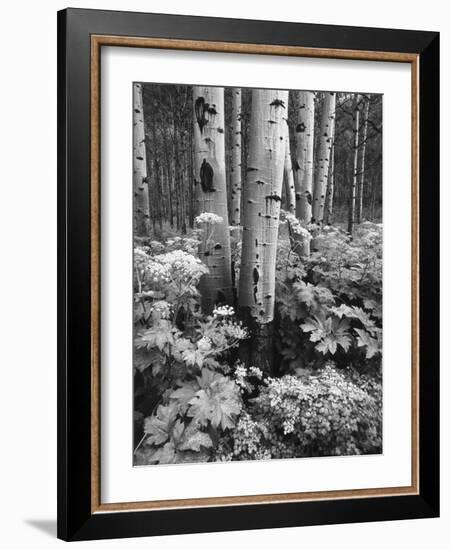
[57,8,439,542]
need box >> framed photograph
[57,8,439,541]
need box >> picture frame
[57,7,439,541]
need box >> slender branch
[133,433,148,455]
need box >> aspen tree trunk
[170,91,181,231]
[180,146,187,234]
[193,86,233,312]
[356,99,370,224]
[157,170,163,232]
[324,141,335,225]
[159,165,165,224]
[283,121,296,214]
[312,92,336,224]
[162,124,174,227]
[149,111,163,231]
[173,121,183,232]
[294,91,315,222]
[324,111,336,225]
[143,130,155,233]
[230,88,242,226]
[188,123,195,229]
[133,83,151,236]
[238,89,288,373]
[347,98,360,235]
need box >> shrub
[215,364,382,461]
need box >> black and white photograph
[0,0,444,545]
[133,83,383,466]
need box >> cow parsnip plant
[134,240,247,465]
[275,222,382,372]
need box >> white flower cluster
[213,305,235,317]
[151,300,172,319]
[306,222,318,232]
[147,249,208,285]
[266,375,309,434]
[182,237,201,255]
[134,247,150,272]
[134,247,149,260]
[286,213,312,239]
[249,366,263,379]
[234,364,249,390]
[223,320,248,341]
[195,212,223,225]
[232,364,263,398]
[197,336,212,352]
[144,260,171,284]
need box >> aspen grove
[133,84,383,465]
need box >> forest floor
[133,218,383,465]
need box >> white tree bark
[324,142,335,225]
[312,92,336,224]
[348,97,360,234]
[324,112,336,226]
[239,89,288,324]
[193,86,233,312]
[133,83,151,236]
[230,88,242,226]
[238,89,288,373]
[357,98,370,224]
[283,120,296,214]
[294,92,315,223]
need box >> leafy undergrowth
[275,220,382,373]
[133,220,382,465]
